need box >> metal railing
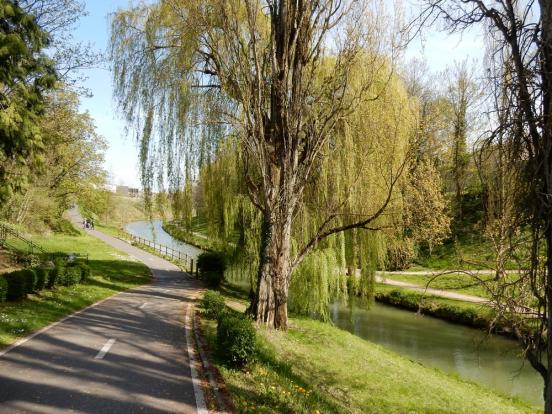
[126,233,198,275]
[0,222,88,263]
[0,222,47,256]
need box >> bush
[0,276,7,302]
[4,271,28,301]
[197,252,226,288]
[22,269,37,293]
[79,263,91,282]
[47,265,65,288]
[34,268,50,291]
[386,238,415,271]
[63,266,81,286]
[216,313,256,367]
[201,290,226,319]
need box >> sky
[71,1,485,189]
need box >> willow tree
[110,0,407,329]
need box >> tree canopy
[0,0,57,203]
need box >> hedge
[216,313,256,367]
[197,252,226,288]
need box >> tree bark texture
[252,211,293,330]
[539,1,552,411]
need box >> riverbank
[0,230,151,347]
[162,220,213,251]
[199,288,540,413]
[161,219,510,333]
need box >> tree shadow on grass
[87,259,151,285]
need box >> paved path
[0,216,206,413]
[374,275,488,304]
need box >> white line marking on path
[95,339,116,360]
[185,304,207,414]
[139,302,148,309]
[0,289,140,358]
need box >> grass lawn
[379,271,510,298]
[0,231,151,347]
[200,290,538,414]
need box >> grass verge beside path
[200,289,538,414]
[0,231,151,347]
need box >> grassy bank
[162,221,213,251]
[200,290,538,413]
[0,231,151,347]
[374,283,493,330]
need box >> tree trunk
[540,1,552,411]
[251,211,293,330]
[546,227,552,412]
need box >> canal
[127,220,543,407]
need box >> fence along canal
[125,219,202,274]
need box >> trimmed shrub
[197,252,226,288]
[34,268,50,291]
[216,313,256,367]
[4,271,28,301]
[22,269,37,293]
[79,263,91,282]
[47,265,65,288]
[63,266,81,286]
[0,276,7,302]
[201,290,226,319]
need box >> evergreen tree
[0,0,56,203]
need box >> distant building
[116,185,129,196]
[116,185,141,198]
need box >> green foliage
[0,276,7,302]
[201,290,226,319]
[0,0,57,203]
[63,265,81,286]
[22,268,37,293]
[216,313,256,367]
[375,288,489,329]
[47,217,81,236]
[78,263,91,281]
[197,252,226,288]
[404,158,451,253]
[4,270,28,300]
[385,238,415,271]
[47,264,64,288]
[34,268,49,291]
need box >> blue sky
[72,1,484,189]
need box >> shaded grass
[0,232,151,347]
[379,271,513,298]
[200,290,539,414]
[411,234,522,271]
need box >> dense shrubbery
[1,260,91,302]
[197,252,226,288]
[79,263,91,281]
[34,268,50,291]
[0,276,7,302]
[23,269,38,293]
[201,290,226,319]
[47,264,64,288]
[4,271,29,300]
[63,266,81,286]
[216,312,256,367]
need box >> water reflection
[329,299,542,406]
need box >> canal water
[125,219,202,259]
[127,220,543,407]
